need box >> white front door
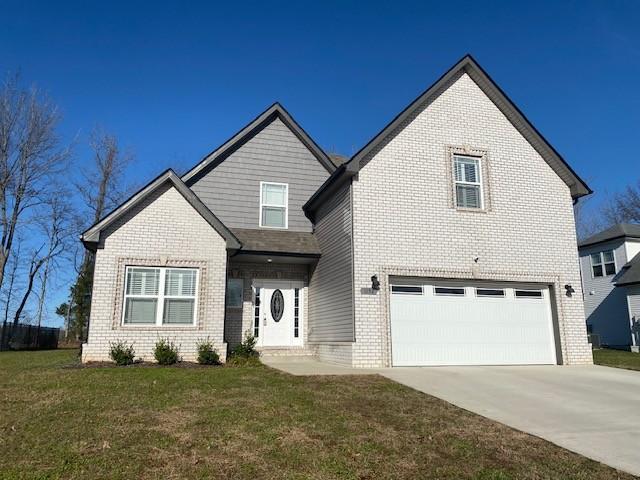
[254,281,303,347]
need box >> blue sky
[1,0,638,325]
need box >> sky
[1,0,639,326]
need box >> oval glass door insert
[270,289,284,322]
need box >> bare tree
[603,179,640,225]
[71,129,132,340]
[0,75,70,288]
[1,238,21,324]
[574,196,608,241]
[34,196,74,330]
[11,197,71,328]
[77,128,132,225]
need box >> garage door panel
[390,281,556,366]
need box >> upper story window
[260,182,288,228]
[591,250,616,277]
[123,266,198,326]
[454,155,483,209]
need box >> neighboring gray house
[578,224,640,351]
[80,55,593,367]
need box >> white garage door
[390,280,557,366]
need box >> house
[80,55,593,367]
[578,224,640,351]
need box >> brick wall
[350,72,592,367]
[82,183,228,362]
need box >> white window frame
[122,266,199,327]
[259,181,289,229]
[590,250,616,278]
[453,154,484,210]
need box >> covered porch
[224,228,320,354]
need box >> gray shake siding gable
[188,117,330,232]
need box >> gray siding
[308,182,354,342]
[628,285,640,318]
[579,239,631,346]
[189,117,330,232]
[627,285,640,348]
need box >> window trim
[259,181,289,229]
[121,266,199,327]
[453,154,484,210]
[590,250,616,278]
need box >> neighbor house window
[260,182,288,228]
[591,250,616,277]
[454,155,483,209]
[226,278,243,308]
[123,266,198,326]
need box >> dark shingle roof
[578,223,640,248]
[617,252,640,286]
[232,228,320,256]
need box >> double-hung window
[260,182,288,228]
[454,155,483,209]
[123,266,198,326]
[591,250,616,277]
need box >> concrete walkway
[261,356,379,375]
[263,356,640,476]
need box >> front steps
[258,346,316,358]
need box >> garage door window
[391,285,423,295]
[434,286,465,296]
[476,288,505,297]
[515,289,543,298]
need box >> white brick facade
[82,184,228,362]
[348,72,592,367]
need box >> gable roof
[616,252,640,287]
[182,102,336,184]
[81,169,241,250]
[304,54,591,217]
[578,223,640,248]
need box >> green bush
[226,354,262,367]
[196,338,221,365]
[153,338,180,365]
[229,332,259,359]
[108,340,135,366]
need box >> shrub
[153,338,180,365]
[196,338,221,365]
[227,332,260,367]
[226,354,262,367]
[109,340,135,366]
[229,332,259,359]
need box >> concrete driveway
[381,365,640,476]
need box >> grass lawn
[0,350,634,480]
[593,348,640,371]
